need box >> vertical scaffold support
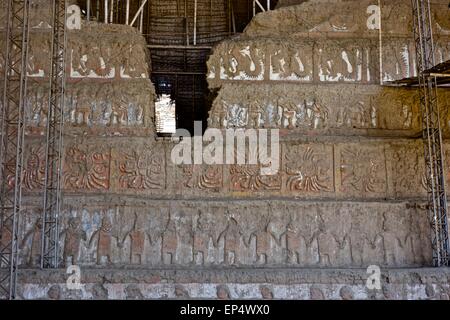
[41,0,67,269]
[0,0,31,299]
[412,0,450,266]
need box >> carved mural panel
[284,144,334,193]
[112,144,166,192]
[16,201,432,268]
[339,145,387,197]
[63,143,111,191]
[208,84,431,133]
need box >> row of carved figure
[207,84,441,131]
[11,202,431,268]
[7,140,440,198]
[244,0,450,37]
[0,32,149,79]
[206,39,450,85]
[20,80,449,133]
[21,82,154,131]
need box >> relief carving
[392,144,427,196]
[117,148,165,190]
[63,144,111,191]
[230,164,282,192]
[61,216,87,266]
[23,144,46,191]
[89,216,115,265]
[340,146,387,194]
[220,43,264,80]
[285,145,333,193]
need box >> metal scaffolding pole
[40,0,67,269]
[0,0,31,299]
[412,0,450,267]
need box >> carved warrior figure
[61,217,87,266]
[249,214,272,265]
[349,209,383,267]
[382,211,414,266]
[27,38,51,77]
[119,212,146,265]
[71,43,114,78]
[89,216,114,265]
[336,99,376,129]
[316,215,340,267]
[193,210,220,265]
[162,216,178,265]
[219,213,242,265]
[121,43,148,78]
[283,213,319,265]
[247,99,264,128]
[27,87,48,127]
[20,217,43,266]
[208,99,228,127]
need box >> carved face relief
[64,145,111,191]
[285,145,333,193]
[340,146,387,195]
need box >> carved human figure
[122,44,147,78]
[219,215,241,265]
[119,213,146,265]
[278,98,296,129]
[248,215,271,265]
[348,207,384,267]
[74,86,91,125]
[248,99,263,128]
[382,211,414,266]
[208,99,228,128]
[193,210,216,265]
[61,217,87,266]
[30,88,48,127]
[282,212,319,266]
[305,99,327,129]
[408,205,433,266]
[20,217,43,266]
[316,216,340,267]
[162,217,178,265]
[89,216,113,265]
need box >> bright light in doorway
[155,94,176,134]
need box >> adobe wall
[1,0,450,300]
